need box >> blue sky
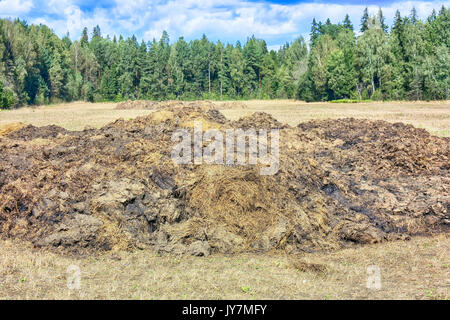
[0,0,448,49]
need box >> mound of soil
[215,101,248,110]
[115,100,159,110]
[232,112,287,129]
[115,100,246,111]
[0,106,448,255]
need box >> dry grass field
[223,99,450,137]
[0,236,448,300]
[0,101,151,131]
[1,100,449,136]
[0,100,449,300]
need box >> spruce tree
[360,7,370,33]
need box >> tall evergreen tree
[80,27,89,47]
[343,14,353,31]
[360,7,370,33]
[377,8,388,33]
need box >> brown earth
[0,103,448,256]
[115,99,247,110]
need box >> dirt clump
[115,100,159,110]
[232,112,287,129]
[215,101,248,110]
[0,104,448,255]
[115,100,247,111]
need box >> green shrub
[0,83,16,109]
[330,99,372,103]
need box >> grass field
[222,100,450,137]
[1,100,448,137]
[0,100,449,300]
[1,236,448,300]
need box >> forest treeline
[0,6,448,108]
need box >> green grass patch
[330,99,373,103]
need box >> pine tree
[411,7,418,25]
[49,51,64,100]
[229,46,245,97]
[343,14,353,31]
[377,8,388,33]
[360,7,370,33]
[81,27,89,47]
[99,67,117,100]
[310,18,320,45]
[92,25,101,38]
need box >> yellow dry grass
[0,122,26,136]
[0,235,448,300]
[183,166,284,246]
[221,100,450,137]
[1,100,448,136]
[0,101,153,131]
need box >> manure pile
[0,105,448,255]
[115,99,247,110]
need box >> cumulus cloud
[0,0,33,16]
[1,0,448,47]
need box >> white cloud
[0,0,33,16]
[1,0,449,45]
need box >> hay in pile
[0,123,27,136]
[0,105,448,255]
